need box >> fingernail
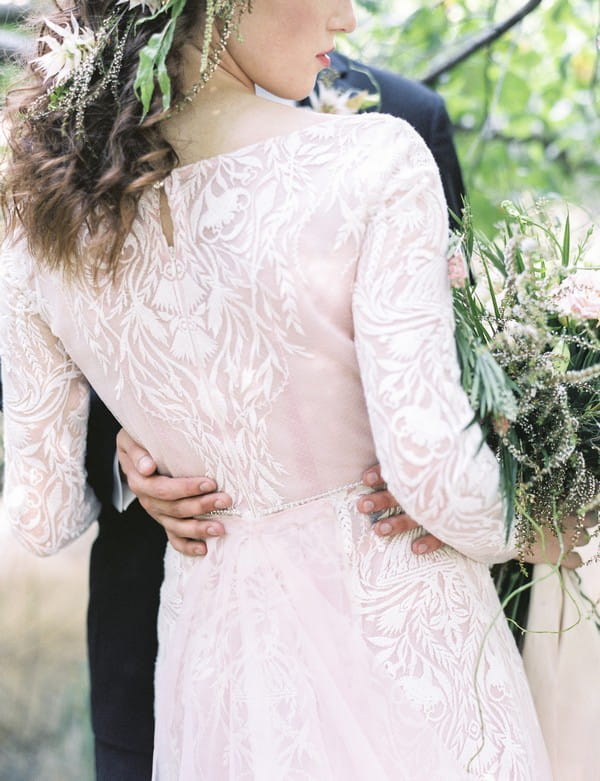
[199,480,213,492]
[415,543,429,554]
[362,499,375,512]
[366,472,379,485]
[193,545,206,556]
[214,498,228,510]
[138,455,154,472]
[206,524,219,536]
[379,522,392,535]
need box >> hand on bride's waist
[358,463,444,556]
[117,430,446,560]
[117,428,231,557]
[359,464,597,570]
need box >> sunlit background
[344,0,600,233]
[0,522,94,780]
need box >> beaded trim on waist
[204,480,364,519]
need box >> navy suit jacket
[66,57,468,754]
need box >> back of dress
[9,114,419,516]
[0,113,552,780]
[122,113,384,512]
[17,113,504,555]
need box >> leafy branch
[421,0,543,85]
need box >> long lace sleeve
[353,121,512,564]
[0,245,99,556]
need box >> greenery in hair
[133,0,252,119]
[29,0,252,129]
[133,0,187,117]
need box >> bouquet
[450,201,600,626]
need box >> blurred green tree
[345,0,600,233]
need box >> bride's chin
[279,79,321,103]
[255,67,321,104]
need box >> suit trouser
[95,738,153,781]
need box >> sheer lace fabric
[1,114,551,779]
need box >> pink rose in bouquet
[552,269,600,322]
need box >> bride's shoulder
[321,113,437,184]
[336,112,429,155]
[300,113,433,178]
[250,102,424,152]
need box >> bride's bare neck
[161,50,329,166]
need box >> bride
[1,1,551,778]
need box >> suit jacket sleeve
[425,98,465,230]
[85,390,123,508]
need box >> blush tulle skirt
[152,486,550,780]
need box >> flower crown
[30,0,251,134]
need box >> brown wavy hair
[1,0,203,277]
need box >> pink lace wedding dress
[1,113,551,779]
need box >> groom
[86,51,465,780]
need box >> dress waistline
[203,479,364,521]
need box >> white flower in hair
[33,15,96,85]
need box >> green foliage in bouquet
[452,201,600,556]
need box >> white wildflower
[33,15,96,85]
[503,319,538,341]
[518,237,538,255]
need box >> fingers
[134,476,227,515]
[551,514,596,557]
[117,428,158,477]
[366,504,444,555]
[523,526,587,569]
[371,511,417,536]
[372,515,443,555]
[358,468,444,554]
[561,512,597,531]
[561,550,583,570]
[117,428,234,558]
[357,490,398,517]
[117,428,233,520]
[584,509,599,527]
[361,464,385,489]
[165,518,226,557]
[168,534,208,557]
[411,533,444,555]
[138,486,232,558]
[523,547,583,570]
[520,511,599,570]
[570,526,591,549]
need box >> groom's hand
[116,428,232,556]
[521,512,597,570]
[358,464,444,555]
[358,465,595,567]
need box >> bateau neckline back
[168,113,376,178]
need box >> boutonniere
[308,81,380,115]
